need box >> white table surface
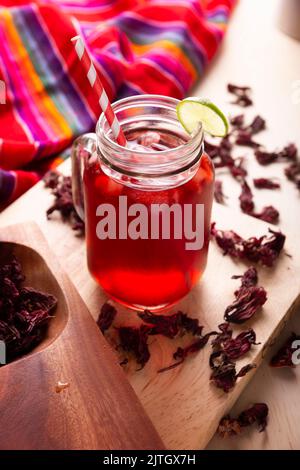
[0,0,300,450]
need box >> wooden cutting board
[0,222,164,450]
[1,178,300,450]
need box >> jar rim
[96,94,203,157]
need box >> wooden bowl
[0,223,163,450]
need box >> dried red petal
[158,331,217,373]
[279,143,298,160]
[239,180,254,214]
[255,149,278,165]
[211,222,244,259]
[228,84,253,107]
[228,84,251,94]
[44,171,85,234]
[230,114,245,128]
[236,130,261,148]
[229,158,248,180]
[253,205,279,224]
[255,143,298,165]
[217,416,242,437]
[285,161,300,180]
[209,351,255,393]
[224,267,267,324]
[214,180,226,204]
[284,160,300,191]
[232,266,258,288]
[270,333,300,368]
[231,115,265,137]
[211,323,233,349]
[205,137,236,172]
[139,310,203,338]
[218,403,268,437]
[253,178,280,189]
[211,224,286,267]
[222,329,258,360]
[212,320,259,360]
[43,170,60,189]
[238,180,280,223]
[238,403,268,431]
[118,325,151,369]
[246,115,266,135]
[243,229,285,266]
[139,310,181,338]
[224,286,267,324]
[97,302,117,333]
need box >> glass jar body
[83,151,214,311]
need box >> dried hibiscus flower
[238,403,269,431]
[284,160,300,191]
[224,268,267,324]
[221,329,258,359]
[238,180,279,223]
[212,322,259,360]
[239,180,255,214]
[235,130,261,148]
[270,333,300,368]
[205,137,248,181]
[253,205,279,224]
[0,255,57,363]
[139,310,182,338]
[211,223,285,267]
[97,302,117,334]
[44,170,60,189]
[229,157,248,180]
[230,115,265,136]
[224,286,267,324]
[118,325,151,369]
[228,84,253,107]
[44,170,84,234]
[255,143,298,165]
[209,351,255,393]
[230,114,245,128]
[139,310,203,338]
[231,266,258,287]
[204,130,251,183]
[214,180,227,204]
[218,403,268,437]
[158,331,217,373]
[245,115,266,135]
[217,416,242,437]
[253,178,280,189]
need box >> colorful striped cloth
[0,0,236,209]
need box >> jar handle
[71,133,97,221]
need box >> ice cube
[138,131,161,148]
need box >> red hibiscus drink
[72,95,214,311]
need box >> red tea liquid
[83,130,214,310]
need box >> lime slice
[177,97,229,137]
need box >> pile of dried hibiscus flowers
[97,267,268,393]
[0,254,57,364]
[212,84,299,225]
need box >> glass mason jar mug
[72,95,214,311]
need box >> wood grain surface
[0,223,164,450]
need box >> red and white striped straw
[71,35,127,147]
